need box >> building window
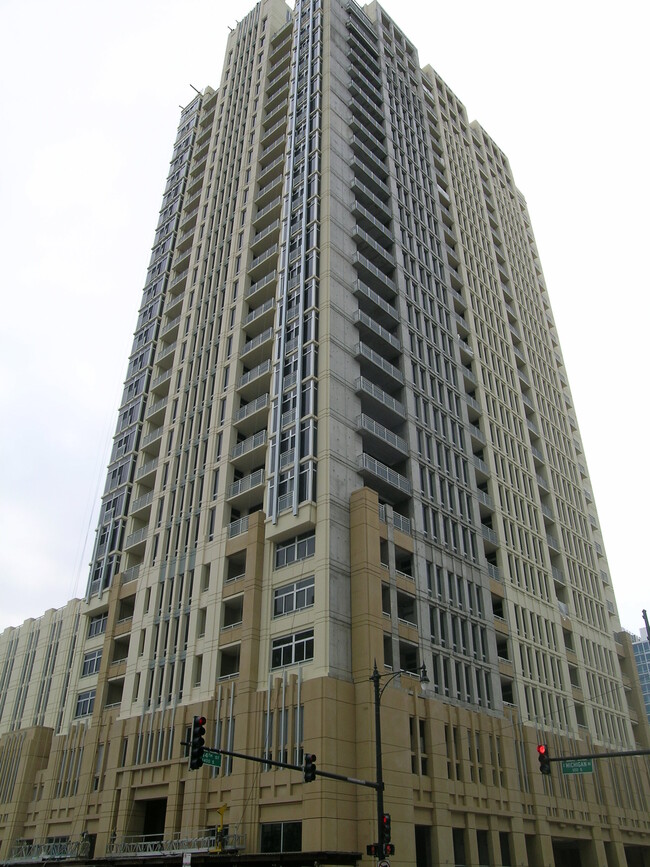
[88,613,108,638]
[271,630,314,668]
[273,576,315,617]
[274,532,315,568]
[75,689,96,718]
[81,650,102,677]
[260,821,302,853]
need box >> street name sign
[561,759,593,774]
[202,751,222,768]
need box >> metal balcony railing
[105,831,245,858]
[8,839,91,862]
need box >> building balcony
[465,393,481,420]
[357,413,408,464]
[552,566,566,586]
[355,376,405,425]
[254,195,282,231]
[481,524,498,550]
[351,199,393,245]
[469,423,485,446]
[349,108,384,149]
[237,359,272,400]
[476,488,494,516]
[150,368,172,396]
[255,174,283,210]
[228,515,250,539]
[353,225,395,270]
[457,336,473,359]
[124,525,148,553]
[231,430,267,470]
[234,393,270,436]
[350,134,388,182]
[353,280,399,328]
[250,219,280,253]
[349,79,384,123]
[248,243,278,281]
[348,64,383,106]
[141,425,163,451]
[260,116,287,149]
[351,156,390,199]
[265,75,290,108]
[347,33,380,78]
[355,342,403,389]
[355,312,401,356]
[121,564,141,584]
[227,468,265,508]
[353,252,396,300]
[135,457,158,484]
[155,340,177,370]
[160,314,182,341]
[473,454,489,481]
[146,395,168,424]
[246,269,277,305]
[357,453,411,504]
[352,179,392,222]
[263,96,288,130]
[130,490,154,518]
[240,326,273,366]
[243,296,275,335]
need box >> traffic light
[303,753,317,782]
[381,813,391,846]
[189,715,206,770]
[385,844,395,856]
[366,844,379,857]
[537,743,551,775]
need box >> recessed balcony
[355,343,403,390]
[135,457,158,484]
[146,395,168,424]
[357,453,411,504]
[240,327,273,367]
[357,413,407,464]
[231,430,267,470]
[227,468,265,509]
[353,280,399,328]
[234,393,270,436]
[243,297,276,335]
[130,490,154,519]
[355,376,405,426]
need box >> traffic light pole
[544,748,650,764]
[371,662,387,859]
[199,746,381,789]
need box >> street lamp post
[369,659,429,858]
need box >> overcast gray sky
[0,0,648,635]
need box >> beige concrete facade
[1,1,650,865]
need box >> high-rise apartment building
[1,1,649,865]
[632,626,650,725]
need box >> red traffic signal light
[537,743,551,775]
[381,813,391,845]
[189,715,206,770]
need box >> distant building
[1,1,649,865]
[632,627,650,724]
